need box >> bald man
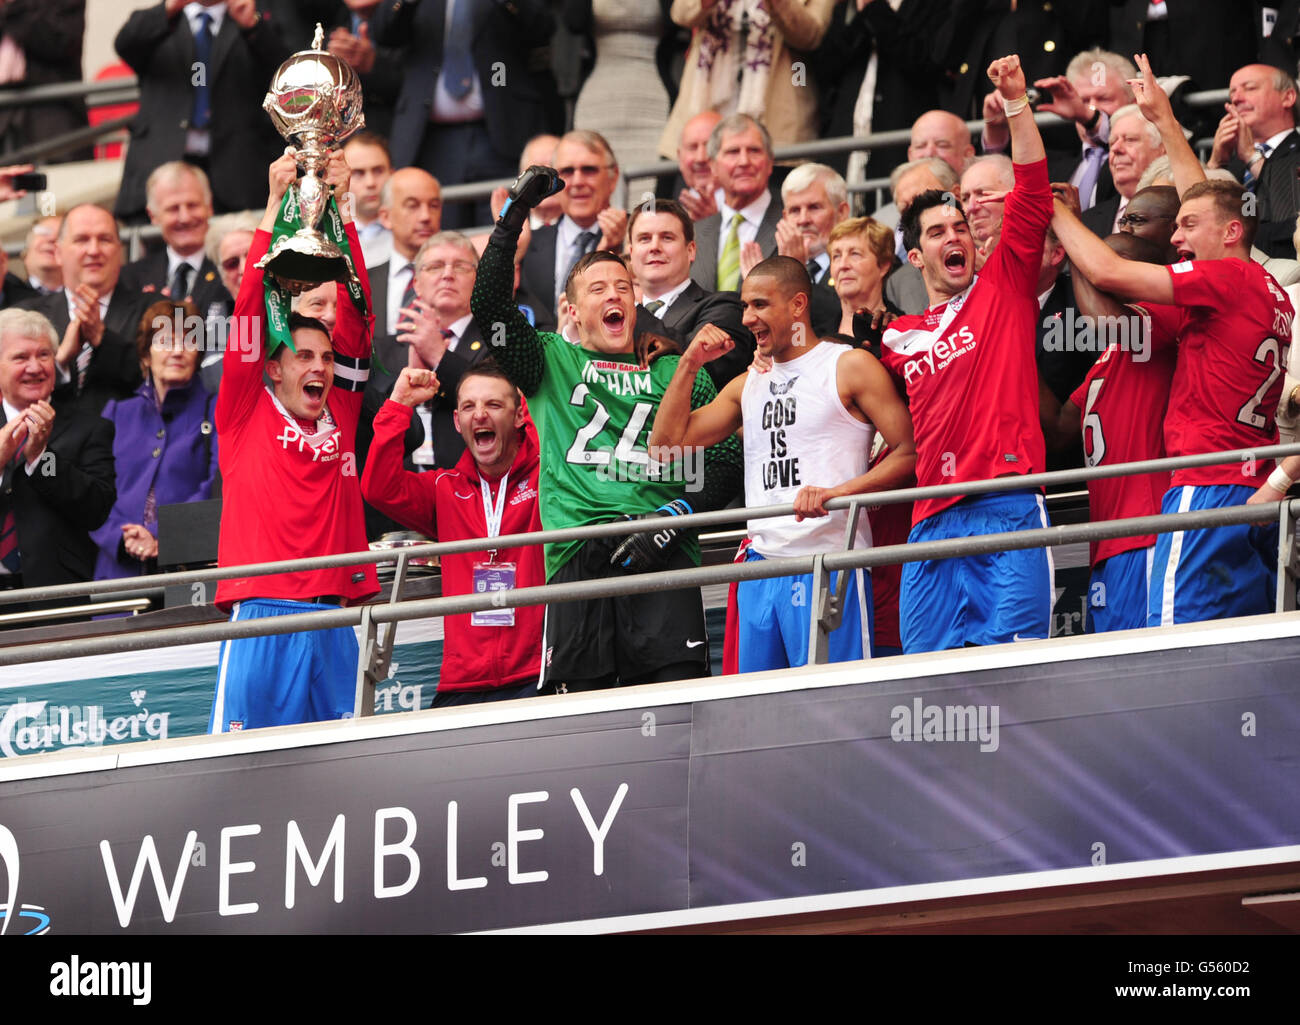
[1209,63,1300,259]
[907,110,975,177]
[369,167,443,336]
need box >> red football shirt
[214,225,379,608]
[881,158,1052,525]
[1141,258,1294,488]
[1069,310,1177,566]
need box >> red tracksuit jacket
[362,399,544,692]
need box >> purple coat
[92,378,219,579]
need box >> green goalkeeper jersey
[472,240,741,578]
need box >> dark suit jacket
[690,194,783,292]
[634,280,754,389]
[120,249,233,315]
[812,0,947,178]
[0,273,38,310]
[519,222,561,323]
[113,3,288,220]
[0,397,116,588]
[1230,130,1300,260]
[357,320,487,538]
[1082,195,1121,239]
[19,284,150,414]
[0,0,89,161]
[372,0,559,170]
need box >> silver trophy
[256,24,365,292]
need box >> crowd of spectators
[2,2,1300,719]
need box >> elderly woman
[827,216,896,337]
[91,299,219,579]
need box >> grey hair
[781,163,848,209]
[1109,104,1164,149]
[204,210,260,267]
[0,307,58,353]
[961,154,1015,191]
[707,114,773,160]
[889,157,959,201]
[1066,48,1137,98]
[414,230,479,271]
[146,161,213,213]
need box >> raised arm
[1130,52,1205,199]
[361,368,441,535]
[1051,199,1174,304]
[647,324,744,453]
[993,55,1046,167]
[471,167,565,395]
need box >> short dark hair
[343,130,391,163]
[1181,179,1258,251]
[563,249,629,304]
[900,189,966,254]
[746,255,811,301]
[628,198,694,244]
[455,357,520,405]
[281,313,332,357]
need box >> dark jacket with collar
[113,2,289,219]
[690,193,783,292]
[0,395,116,588]
[634,279,754,389]
[120,249,233,317]
[1229,128,1300,260]
[19,283,151,414]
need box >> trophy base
[256,231,352,295]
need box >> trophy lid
[263,24,365,141]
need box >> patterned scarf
[693,0,774,118]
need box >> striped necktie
[716,212,744,291]
[0,450,21,574]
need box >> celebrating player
[471,166,742,692]
[1051,54,1294,626]
[879,54,1054,653]
[649,257,916,671]
[209,150,377,733]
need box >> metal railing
[1,444,1297,714]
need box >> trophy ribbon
[264,189,370,354]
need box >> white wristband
[1268,466,1294,493]
[1002,94,1030,117]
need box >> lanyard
[480,472,509,560]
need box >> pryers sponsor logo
[0,699,170,759]
[901,325,976,386]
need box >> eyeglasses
[419,260,477,276]
[556,164,610,179]
[221,256,244,272]
[1117,212,1174,228]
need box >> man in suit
[0,249,36,311]
[0,308,115,593]
[518,130,626,323]
[120,163,232,320]
[342,131,394,269]
[629,199,752,389]
[691,115,782,293]
[360,231,487,536]
[1082,105,1165,238]
[20,216,62,296]
[367,168,443,337]
[19,205,149,414]
[113,0,288,222]
[669,110,722,222]
[1208,64,1300,260]
[372,0,560,230]
[775,163,851,337]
